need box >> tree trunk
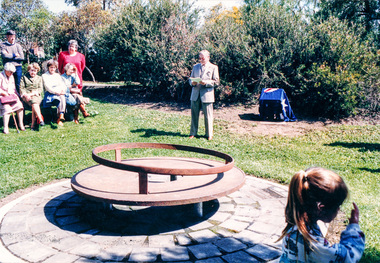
[85,66,96,82]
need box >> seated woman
[0,63,25,134]
[42,60,67,126]
[61,63,90,124]
[20,63,45,130]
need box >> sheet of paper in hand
[189,77,202,84]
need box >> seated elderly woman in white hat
[0,62,25,134]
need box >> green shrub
[294,17,380,118]
[93,0,201,101]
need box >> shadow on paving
[44,192,219,236]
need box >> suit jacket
[189,62,219,103]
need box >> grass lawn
[0,98,379,261]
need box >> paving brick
[118,235,147,246]
[56,215,82,226]
[148,235,175,247]
[8,240,57,262]
[245,244,281,261]
[56,207,78,216]
[52,236,84,251]
[161,246,190,261]
[222,250,260,262]
[219,219,250,232]
[214,237,247,253]
[60,222,92,233]
[189,221,215,231]
[42,252,81,263]
[230,214,256,222]
[96,245,131,261]
[217,203,235,212]
[217,196,232,203]
[188,243,222,259]
[128,247,159,262]
[8,203,35,212]
[234,205,260,217]
[213,227,234,237]
[248,221,277,235]
[233,230,265,245]
[176,234,193,245]
[68,241,103,258]
[195,257,225,263]
[28,216,58,234]
[0,232,34,246]
[35,230,70,245]
[188,230,219,243]
[0,213,27,232]
[208,212,231,222]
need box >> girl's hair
[279,167,348,245]
[46,59,58,69]
[27,63,40,72]
[64,63,75,73]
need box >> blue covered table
[259,88,297,121]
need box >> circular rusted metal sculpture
[71,143,245,210]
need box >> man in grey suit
[189,50,219,140]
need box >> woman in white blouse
[42,60,67,126]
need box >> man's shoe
[208,136,213,141]
[189,135,195,139]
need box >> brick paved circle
[0,177,288,262]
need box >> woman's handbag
[0,94,18,104]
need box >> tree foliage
[92,0,200,100]
[293,17,380,118]
[52,1,112,55]
[0,0,55,63]
[317,0,380,34]
[65,0,127,10]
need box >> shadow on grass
[358,167,380,173]
[131,128,188,138]
[84,85,189,112]
[327,142,380,152]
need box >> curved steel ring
[92,142,235,175]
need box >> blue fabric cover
[259,88,297,122]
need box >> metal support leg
[102,202,113,211]
[194,202,203,218]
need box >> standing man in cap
[1,30,24,92]
[188,50,219,140]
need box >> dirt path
[83,83,380,138]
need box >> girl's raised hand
[349,202,359,224]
